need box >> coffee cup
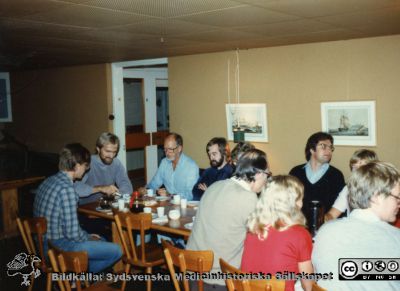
[147,189,154,197]
[181,198,187,208]
[118,199,125,211]
[157,207,165,217]
[168,209,181,220]
[173,195,181,204]
[143,207,152,214]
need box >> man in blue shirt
[147,133,199,201]
[33,143,122,273]
[75,132,133,204]
[192,137,233,201]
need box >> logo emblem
[374,260,386,272]
[341,260,358,278]
[387,261,399,272]
[6,253,41,286]
[361,261,373,272]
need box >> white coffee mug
[143,207,152,214]
[168,209,181,220]
[173,194,181,204]
[147,189,154,197]
[157,207,165,217]
[118,199,125,211]
[181,198,187,208]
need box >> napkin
[152,215,168,224]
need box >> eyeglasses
[260,169,272,179]
[388,193,400,201]
[164,146,178,153]
[317,143,335,152]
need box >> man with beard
[75,132,133,204]
[192,137,233,201]
[289,132,345,224]
[146,133,199,200]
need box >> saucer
[184,222,193,230]
[96,207,112,213]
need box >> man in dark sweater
[192,137,233,201]
[290,132,345,225]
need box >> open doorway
[111,58,168,190]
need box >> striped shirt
[33,171,89,242]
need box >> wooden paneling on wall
[5,64,112,153]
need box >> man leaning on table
[33,143,122,273]
[187,149,270,291]
[74,132,133,204]
[144,132,199,201]
[312,161,400,291]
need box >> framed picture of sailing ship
[225,103,268,142]
[321,101,376,146]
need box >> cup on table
[181,198,187,208]
[168,209,181,220]
[123,193,131,203]
[143,207,152,214]
[157,206,165,217]
[173,194,181,204]
[118,199,125,211]
[147,189,154,197]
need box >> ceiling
[1,0,400,70]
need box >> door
[111,59,168,189]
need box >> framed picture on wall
[0,72,12,122]
[321,101,376,146]
[225,103,268,142]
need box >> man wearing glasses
[147,132,199,200]
[312,161,400,291]
[289,132,345,223]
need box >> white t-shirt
[332,185,350,215]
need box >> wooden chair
[312,282,327,291]
[162,240,214,291]
[48,246,118,291]
[114,212,165,291]
[16,217,52,291]
[219,258,285,291]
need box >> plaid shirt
[33,171,89,242]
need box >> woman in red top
[241,175,314,291]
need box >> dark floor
[1,235,175,291]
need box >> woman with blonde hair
[241,175,314,291]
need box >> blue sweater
[192,163,233,201]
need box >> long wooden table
[78,199,196,271]
[78,199,196,237]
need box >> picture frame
[321,101,376,146]
[0,72,12,122]
[225,103,268,143]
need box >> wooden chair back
[17,216,53,291]
[219,259,285,291]
[16,217,47,270]
[114,212,152,263]
[162,240,214,291]
[312,282,327,291]
[48,246,90,291]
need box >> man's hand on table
[137,187,147,196]
[94,185,119,195]
[89,234,101,241]
[157,188,169,196]
[198,183,208,192]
